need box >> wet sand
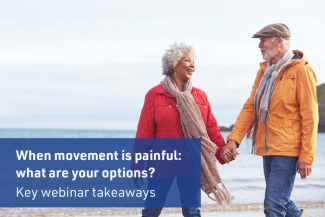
[0,202,324,217]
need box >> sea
[0,129,324,216]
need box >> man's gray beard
[262,45,277,61]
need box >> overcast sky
[1,0,324,129]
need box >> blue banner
[0,138,201,207]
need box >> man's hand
[134,177,143,189]
[298,162,312,179]
[220,140,239,164]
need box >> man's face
[259,37,277,61]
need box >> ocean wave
[223,178,265,183]
[294,184,325,189]
[227,186,265,191]
[0,202,324,216]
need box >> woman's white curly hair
[162,42,196,76]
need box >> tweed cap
[252,23,291,40]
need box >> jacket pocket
[292,121,302,143]
[287,72,296,79]
[156,103,178,127]
[195,101,208,122]
[195,101,207,108]
[157,103,172,108]
[281,71,298,105]
[285,121,296,144]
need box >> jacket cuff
[298,155,315,165]
[226,134,242,148]
[215,147,225,165]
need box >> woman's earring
[174,70,177,74]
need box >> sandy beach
[0,202,324,217]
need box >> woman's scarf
[247,49,294,153]
[160,75,233,205]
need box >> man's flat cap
[252,23,291,40]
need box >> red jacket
[136,84,226,165]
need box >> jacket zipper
[259,61,296,156]
[259,63,268,155]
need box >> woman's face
[172,52,195,81]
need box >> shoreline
[0,201,324,216]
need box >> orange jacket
[227,50,318,164]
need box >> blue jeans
[142,207,200,217]
[263,156,302,217]
[142,176,201,217]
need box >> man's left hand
[298,162,312,179]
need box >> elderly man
[222,23,318,217]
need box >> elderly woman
[134,43,233,217]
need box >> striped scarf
[248,49,294,153]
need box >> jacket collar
[259,50,307,71]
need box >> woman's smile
[172,52,195,82]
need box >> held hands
[220,140,239,164]
[298,162,312,179]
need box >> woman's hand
[220,149,234,164]
[220,140,239,164]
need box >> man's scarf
[247,49,294,153]
[160,75,233,205]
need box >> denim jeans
[142,207,200,217]
[263,156,302,217]
[142,176,201,217]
